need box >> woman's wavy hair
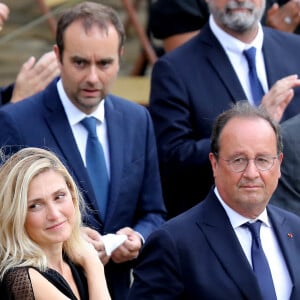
[0,147,86,279]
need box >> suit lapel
[262,27,292,89]
[200,25,247,103]
[43,85,98,212]
[268,206,300,298]
[197,191,263,300]
[104,96,125,223]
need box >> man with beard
[148,0,300,54]
[149,0,300,219]
[128,101,300,300]
[0,2,166,299]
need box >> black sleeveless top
[0,259,89,300]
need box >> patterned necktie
[81,117,109,220]
[245,221,277,300]
[243,47,264,106]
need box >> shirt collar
[209,15,264,55]
[57,78,105,126]
[214,187,271,229]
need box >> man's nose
[86,66,99,83]
[243,159,260,178]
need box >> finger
[35,52,57,69]
[31,55,57,77]
[94,240,106,252]
[0,3,9,25]
[267,3,279,17]
[81,226,102,241]
[35,67,60,89]
[269,75,300,94]
[111,247,138,263]
[116,226,134,236]
[21,56,36,71]
[100,254,110,265]
[99,249,109,259]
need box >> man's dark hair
[56,1,125,61]
[211,101,283,158]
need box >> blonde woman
[0,147,110,300]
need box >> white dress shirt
[57,79,110,178]
[214,187,292,300]
[209,16,268,105]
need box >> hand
[111,227,142,264]
[0,3,9,30]
[266,0,300,33]
[261,74,300,122]
[81,226,111,265]
[72,237,101,268]
[10,51,60,103]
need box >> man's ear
[53,45,62,64]
[209,152,218,177]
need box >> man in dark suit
[150,0,300,218]
[271,114,300,215]
[0,2,166,299]
[128,101,300,299]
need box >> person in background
[149,0,209,52]
[0,2,166,299]
[149,0,300,219]
[265,0,300,33]
[128,101,300,299]
[0,2,60,105]
[0,2,9,30]
[149,0,300,53]
[0,147,110,300]
[270,113,300,215]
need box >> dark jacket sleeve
[0,84,14,106]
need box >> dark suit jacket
[0,84,13,106]
[149,24,300,218]
[0,78,166,300]
[271,114,300,215]
[128,189,300,299]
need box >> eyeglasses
[216,155,279,173]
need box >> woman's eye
[56,193,66,200]
[28,203,41,210]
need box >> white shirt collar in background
[56,79,110,177]
[209,15,268,105]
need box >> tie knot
[245,220,262,243]
[243,47,257,69]
[81,117,98,138]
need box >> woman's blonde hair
[0,147,86,279]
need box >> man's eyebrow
[71,55,89,61]
[97,57,114,63]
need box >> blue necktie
[81,117,109,220]
[245,221,277,300]
[243,47,264,106]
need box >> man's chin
[225,14,256,31]
[76,97,103,113]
